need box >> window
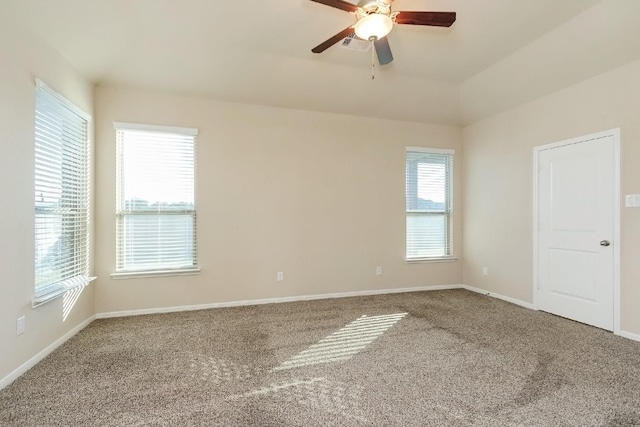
[34,80,93,304]
[405,147,453,260]
[114,123,198,275]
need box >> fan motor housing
[357,0,392,15]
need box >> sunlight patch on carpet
[227,377,367,423]
[188,356,258,383]
[272,312,407,371]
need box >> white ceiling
[5,0,640,125]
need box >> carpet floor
[1,289,640,426]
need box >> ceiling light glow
[354,13,393,41]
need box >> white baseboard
[617,330,640,342]
[0,315,96,390]
[96,284,463,319]
[462,285,535,310]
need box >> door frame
[532,128,621,333]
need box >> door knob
[600,240,611,247]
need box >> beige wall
[463,58,640,335]
[93,87,464,314]
[0,11,95,381]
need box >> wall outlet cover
[17,316,26,336]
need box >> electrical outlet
[17,316,25,336]
[277,272,284,281]
[376,266,382,276]
[482,267,489,277]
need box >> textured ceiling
[5,0,640,125]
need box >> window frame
[405,147,455,262]
[112,122,199,278]
[33,79,94,306]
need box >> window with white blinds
[34,80,93,303]
[405,148,454,260]
[115,123,198,274]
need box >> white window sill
[110,268,200,280]
[33,276,96,308]
[405,256,459,264]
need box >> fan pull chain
[371,40,375,80]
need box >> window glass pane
[417,163,445,209]
[35,212,64,288]
[121,215,195,270]
[121,130,194,208]
[406,213,448,258]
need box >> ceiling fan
[310,0,456,65]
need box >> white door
[536,131,618,331]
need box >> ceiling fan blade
[374,37,393,65]
[310,0,358,13]
[311,27,354,53]
[395,11,456,27]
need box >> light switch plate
[625,194,640,207]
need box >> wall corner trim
[0,315,96,391]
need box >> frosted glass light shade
[354,14,393,40]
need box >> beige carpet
[1,289,640,426]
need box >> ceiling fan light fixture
[354,13,393,40]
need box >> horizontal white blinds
[115,124,197,272]
[406,149,453,259]
[34,82,91,298]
